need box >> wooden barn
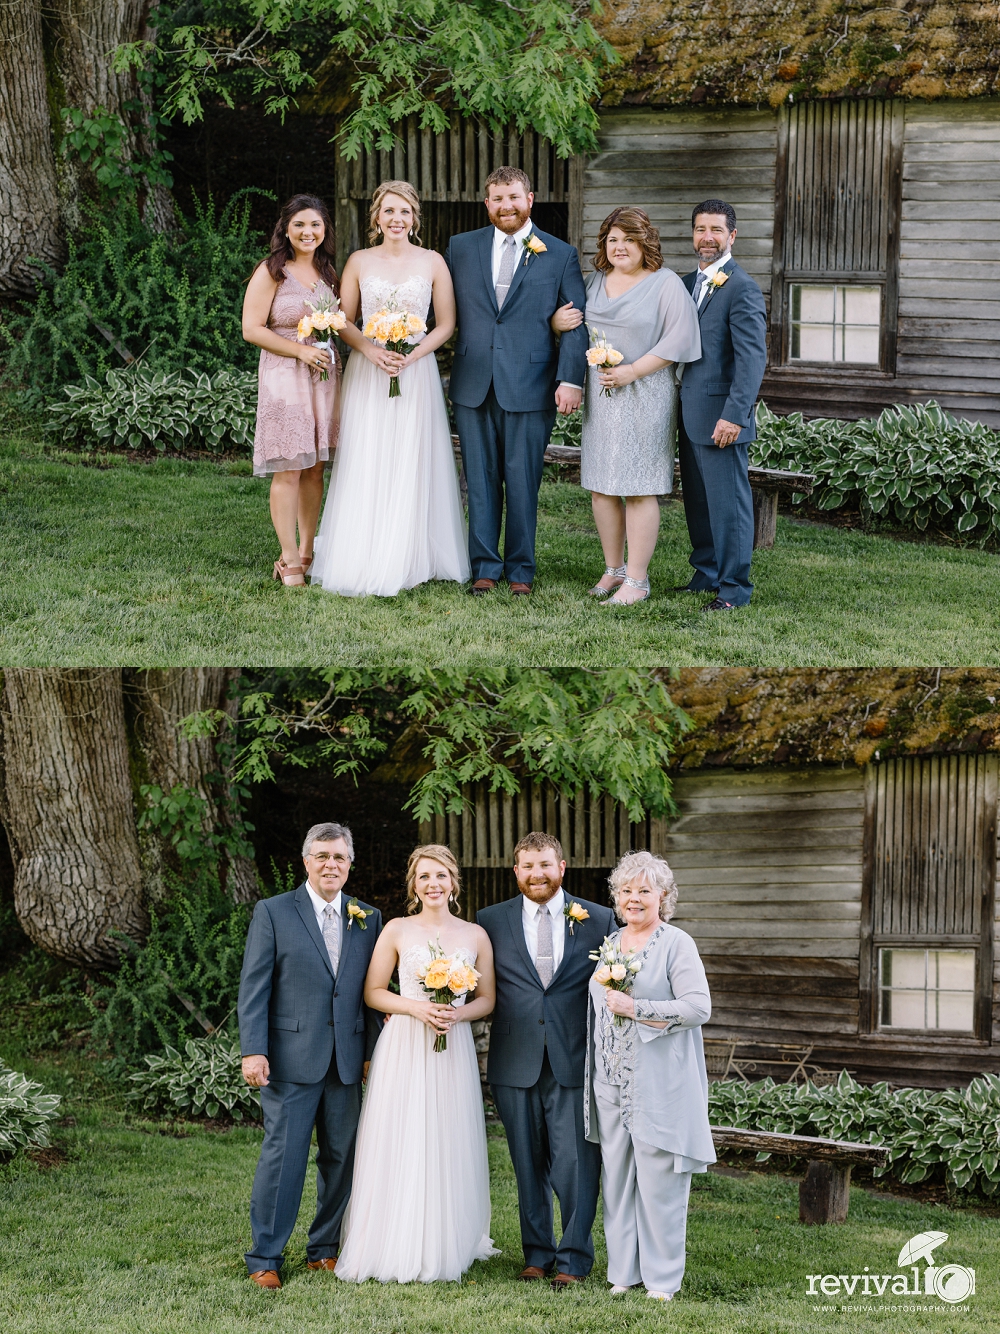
[419,668,1000,1089]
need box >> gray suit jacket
[478,893,616,1088]
[445,225,588,412]
[679,260,767,445]
[238,884,382,1086]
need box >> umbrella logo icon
[897,1231,948,1268]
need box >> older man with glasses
[238,822,382,1289]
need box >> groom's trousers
[492,1052,602,1277]
[453,385,556,585]
[245,1052,361,1273]
[678,422,754,606]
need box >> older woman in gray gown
[554,209,701,604]
[584,851,715,1301]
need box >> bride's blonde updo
[368,179,423,247]
[405,843,462,915]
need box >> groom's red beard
[488,203,531,234]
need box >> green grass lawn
[2,431,1000,665]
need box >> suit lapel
[479,228,499,314]
[499,227,538,311]
[295,883,334,979]
[551,894,578,982]
[338,894,355,975]
[697,260,734,318]
[507,895,542,987]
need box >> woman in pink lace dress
[242,194,341,586]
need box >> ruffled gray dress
[580,267,701,497]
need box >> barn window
[773,99,903,373]
[862,755,997,1039]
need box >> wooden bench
[711,1126,889,1224]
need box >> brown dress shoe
[470,578,497,596]
[551,1272,585,1289]
[508,582,532,596]
[249,1269,282,1289]
[517,1265,548,1280]
[306,1258,337,1271]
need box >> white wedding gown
[310,274,471,597]
[335,944,498,1283]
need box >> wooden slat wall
[581,108,777,295]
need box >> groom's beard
[488,203,531,234]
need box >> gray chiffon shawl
[584,266,701,365]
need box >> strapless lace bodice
[360,273,432,329]
[398,943,478,1003]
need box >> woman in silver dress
[554,209,701,604]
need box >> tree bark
[0,0,64,294]
[0,669,146,966]
[128,669,258,904]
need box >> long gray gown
[580,266,701,497]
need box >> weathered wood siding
[582,108,776,296]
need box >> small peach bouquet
[363,296,427,398]
[589,936,643,1026]
[586,328,625,397]
[417,938,481,1052]
[296,289,347,382]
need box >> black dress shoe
[700,597,738,612]
[672,583,718,594]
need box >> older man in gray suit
[238,822,381,1289]
[477,832,615,1289]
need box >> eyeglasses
[309,853,350,865]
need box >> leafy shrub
[751,401,1000,545]
[709,1070,1000,1195]
[0,1064,61,1156]
[0,192,268,403]
[130,1034,260,1121]
[47,366,256,453]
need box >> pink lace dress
[252,272,340,477]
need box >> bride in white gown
[310,180,470,596]
[335,844,498,1284]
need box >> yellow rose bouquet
[586,328,625,397]
[362,297,427,399]
[416,938,481,1052]
[589,936,643,1026]
[296,289,347,382]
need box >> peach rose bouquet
[586,328,625,397]
[363,294,427,398]
[417,938,481,1052]
[296,288,347,382]
[589,936,643,1026]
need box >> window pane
[884,989,926,1028]
[842,286,881,323]
[934,949,975,990]
[885,949,925,988]
[797,285,835,322]
[796,324,834,361]
[879,948,976,1032]
[935,991,975,1031]
[841,326,881,364]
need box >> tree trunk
[0,669,146,966]
[0,0,64,294]
[128,669,258,903]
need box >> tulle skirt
[335,1013,497,1283]
[310,350,470,597]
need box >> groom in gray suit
[238,822,381,1289]
[446,166,588,595]
[478,832,615,1289]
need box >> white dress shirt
[521,888,566,975]
[695,251,732,307]
[491,218,581,391]
[306,882,342,931]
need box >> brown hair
[593,207,662,274]
[405,844,462,915]
[484,165,532,195]
[368,180,422,247]
[513,831,564,864]
[261,194,339,293]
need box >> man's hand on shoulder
[242,1054,270,1088]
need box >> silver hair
[608,850,678,923]
[301,822,354,861]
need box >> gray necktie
[694,271,708,306]
[495,235,517,308]
[323,901,341,977]
[535,905,554,988]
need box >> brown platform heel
[273,557,305,587]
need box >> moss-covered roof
[596,0,1000,108]
[669,668,1000,770]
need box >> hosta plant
[709,1070,1000,1195]
[0,1063,61,1156]
[130,1034,261,1121]
[47,366,256,454]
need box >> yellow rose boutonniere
[707,270,730,290]
[522,232,547,266]
[564,901,590,934]
[346,897,373,930]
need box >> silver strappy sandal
[602,574,651,606]
[587,564,627,597]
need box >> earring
[377,225,382,235]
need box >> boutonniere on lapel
[346,897,372,930]
[707,269,730,290]
[521,232,547,267]
[564,901,590,935]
